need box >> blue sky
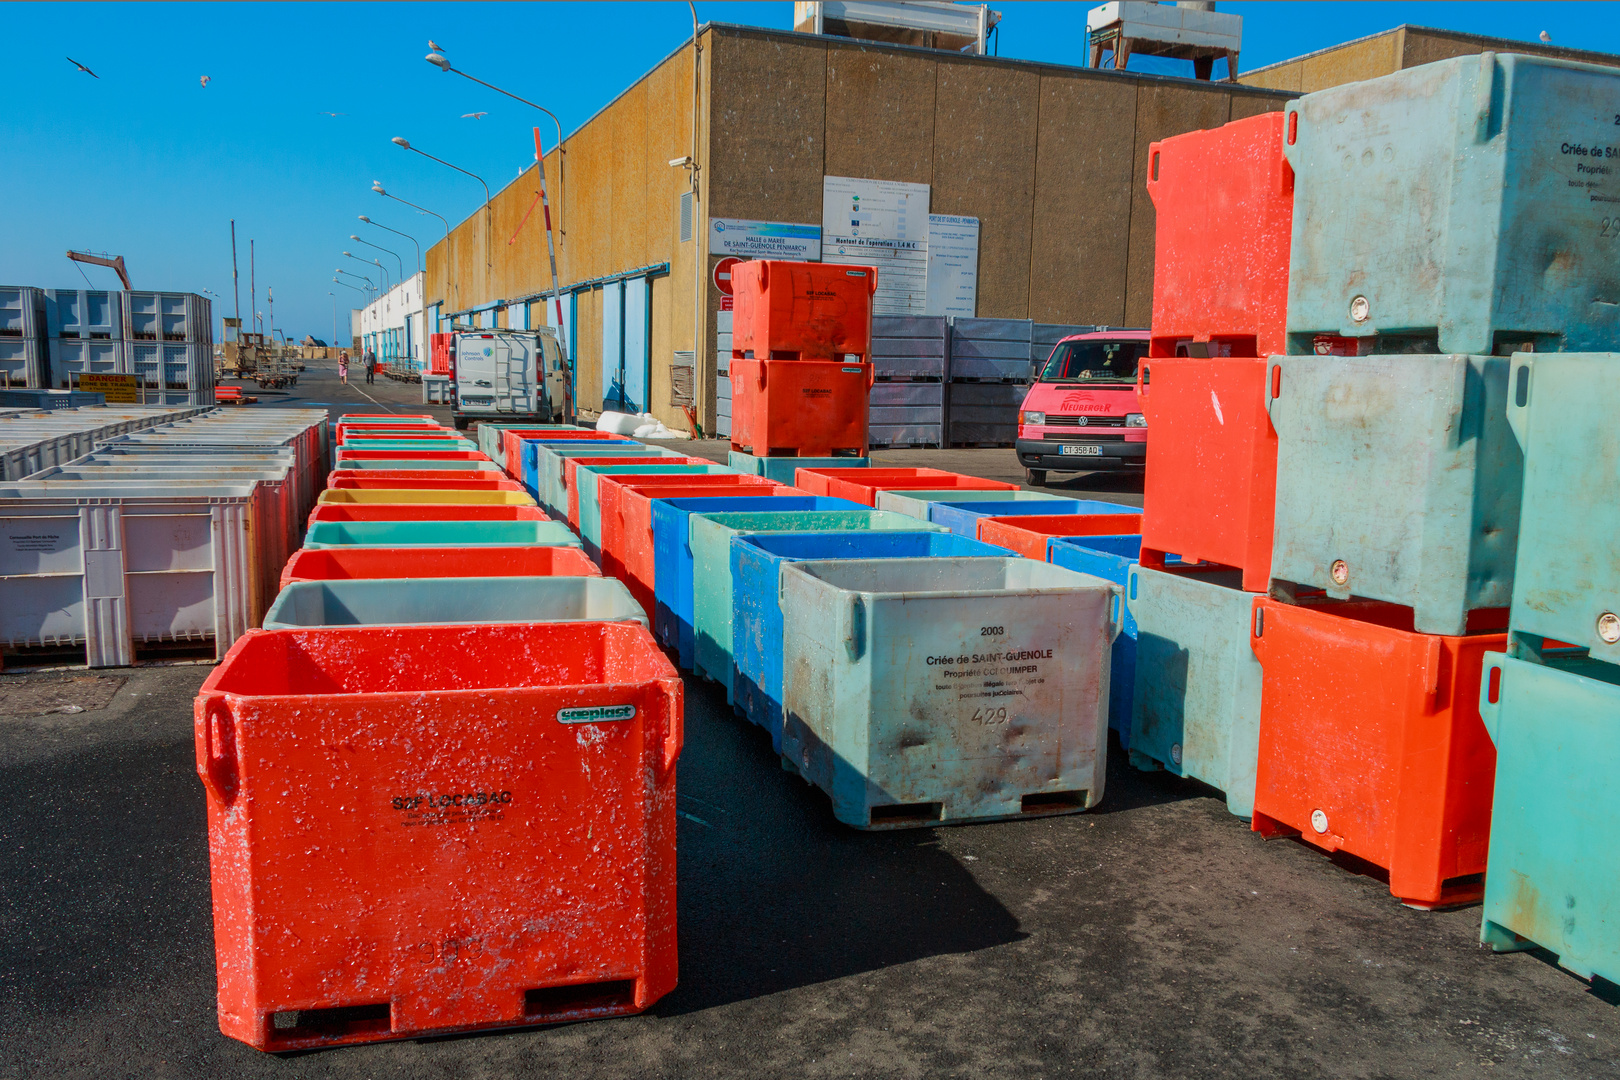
[3,2,1614,341]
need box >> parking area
[2,367,1615,1079]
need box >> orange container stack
[727,259,877,458]
[197,414,684,1051]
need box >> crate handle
[1477,660,1503,743]
[197,696,239,805]
[1136,362,1149,399]
[843,595,866,661]
[1123,567,1139,624]
[659,679,684,776]
[1473,52,1497,143]
[1107,588,1124,644]
[1419,635,1443,701]
[1505,355,1532,453]
[1264,359,1283,416]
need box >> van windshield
[1038,339,1148,383]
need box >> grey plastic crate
[948,356,1032,382]
[871,407,945,427]
[871,383,944,407]
[871,336,946,358]
[0,287,46,339]
[869,424,944,448]
[263,575,647,630]
[951,338,1032,361]
[45,290,121,339]
[952,317,1032,342]
[123,292,211,344]
[949,382,1024,408]
[874,316,948,339]
[0,339,44,388]
[874,355,946,380]
[50,339,125,384]
[947,420,1018,446]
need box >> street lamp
[358,215,421,277]
[371,183,450,239]
[343,251,388,292]
[328,290,338,348]
[351,234,404,279]
[420,50,572,419]
[391,135,492,299]
[335,268,375,295]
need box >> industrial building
[354,272,426,370]
[421,12,1618,434]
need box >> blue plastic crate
[519,438,642,507]
[1048,535,1144,749]
[1478,648,1620,985]
[1284,53,1620,354]
[928,498,1138,538]
[651,496,863,669]
[731,531,1013,751]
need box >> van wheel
[453,416,470,431]
[1025,468,1046,487]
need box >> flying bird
[200,75,210,88]
[1540,30,1552,42]
[67,57,98,78]
[320,111,346,117]
[429,40,447,52]
[461,111,487,119]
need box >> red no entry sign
[713,256,742,296]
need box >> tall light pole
[372,180,454,307]
[328,290,338,348]
[391,136,491,303]
[422,49,572,420]
[344,251,388,292]
[351,234,404,280]
[336,268,375,296]
[359,215,421,276]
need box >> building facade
[356,272,425,371]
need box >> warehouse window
[680,191,693,243]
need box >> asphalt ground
[0,363,1614,1079]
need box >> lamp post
[391,136,492,304]
[358,215,421,277]
[336,268,374,296]
[372,180,454,307]
[328,291,338,348]
[350,234,404,280]
[343,251,388,293]
[421,50,573,420]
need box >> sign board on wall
[926,214,980,318]
[77,373,138,403]
[821,176,930,317]
[708,218,822,260]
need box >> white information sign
[926,214,980,318]
[821,176,931,317]
[708,218,822,260]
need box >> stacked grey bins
[43,289,215,407]
[715,310,732,439]
[0,407,326,667]
[0,403,211,480]
[0,287,48,388]
[945,320,1091,447]
[869,316,947,448]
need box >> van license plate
[1060,444,1103,457]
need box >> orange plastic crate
[337,449,487,462]
[728,358,872,457]
[279,545,600,589]
[196,622,680,1050]
[1137,357,1275,592]
[600,478,797,610]
[731,259,876,360]
[791,467,1018,506]
[1249,598,1504,908]
[976,512,1144,560]
[329,469,501,484]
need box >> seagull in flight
[67,57,98,78]
[320,111,346,117]
[200,75,210,88]
[461,111,487,119]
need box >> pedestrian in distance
[338,351,349,384]
[365,350,376,384]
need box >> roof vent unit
[1086,1,1242,81]
[795,1,1001,55]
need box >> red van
[1015,329,1150,486]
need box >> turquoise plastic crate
[779,557,1119,828]
[875,488,1073,520]
[264,575,645,629]
[1284,53,1620,354]
[575,462,733,553]
[688,510,946,695]
[1267,354,1522,635]
[1478,649,1620,985]
[1505,353,1620,664]
[727,450,869,485]
[1048,535,1143,749]
[302,519,581,549]
[1125,564,1262,819]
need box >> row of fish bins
[0,408,327,668]
[0,286,212,400]
[0,401,213,481]
[195,417,687,1050]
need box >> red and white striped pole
[533,126,573,424]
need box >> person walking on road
[364,349,377,384]
[338,351,349,384]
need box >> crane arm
[65,250,132,290]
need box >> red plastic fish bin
[337,449,488,462]
[731,259,877,360]
[1146,111,1293,359]
[279,545,600,590]
[307,504,547,527]
[791,467,1019,506]
[429,332,454,375]
[327,476,524,492]
[976,513,1144,560]
[728,358,873,457]
[562,457,716,530]
[600,478,797,611]
[196,621,681,1050]
[1137,356,1275,592]
[1248,597,1504,909]
[329,469,503,485]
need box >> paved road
[1,371,1614,1078]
